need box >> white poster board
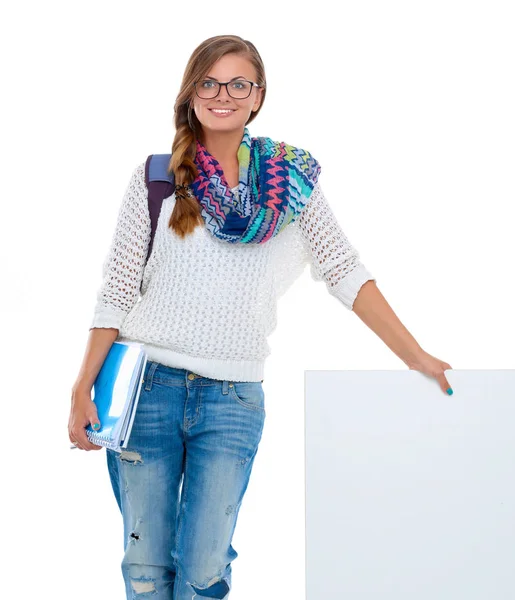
[305,369,515,599]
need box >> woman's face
[192,53,263,136]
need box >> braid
[166,104,203,238]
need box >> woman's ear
[252,88,263,112]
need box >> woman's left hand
[408,350,454,396]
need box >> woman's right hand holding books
[68,385,103,451]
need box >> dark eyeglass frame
[193,78,262,99]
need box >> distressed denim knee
[187,571,231,599]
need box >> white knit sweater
[90,161,376,381]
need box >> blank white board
[305,369,515,599]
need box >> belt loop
[222,380,229,395]
[144,361,158,391]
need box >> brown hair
[166,35,267,238]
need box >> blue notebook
[85,341,148,452]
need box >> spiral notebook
[85,341,148,452]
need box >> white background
[1,1,513,598]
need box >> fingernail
[93,423,100,429]
[446,388,453,395]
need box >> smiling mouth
[209,108,236,114]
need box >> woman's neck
[200,127,244,165]
[200,128,243,188]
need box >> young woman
[68,34,452,600]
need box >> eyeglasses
[193,79,261,100]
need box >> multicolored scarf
[187,127,321,244]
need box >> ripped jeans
[106,360,266,599]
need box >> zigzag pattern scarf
[188,127,321,244]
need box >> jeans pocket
[229,381,265,412]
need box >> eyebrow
[204,75,247,81]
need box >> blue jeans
[106,360,266,599]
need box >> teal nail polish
[446,388,453,395]
[93,423,100,429]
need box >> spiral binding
[86,429,117,450]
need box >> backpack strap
[144,154,175,264]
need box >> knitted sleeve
[89,162,150,330]
[296,181,376,310]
